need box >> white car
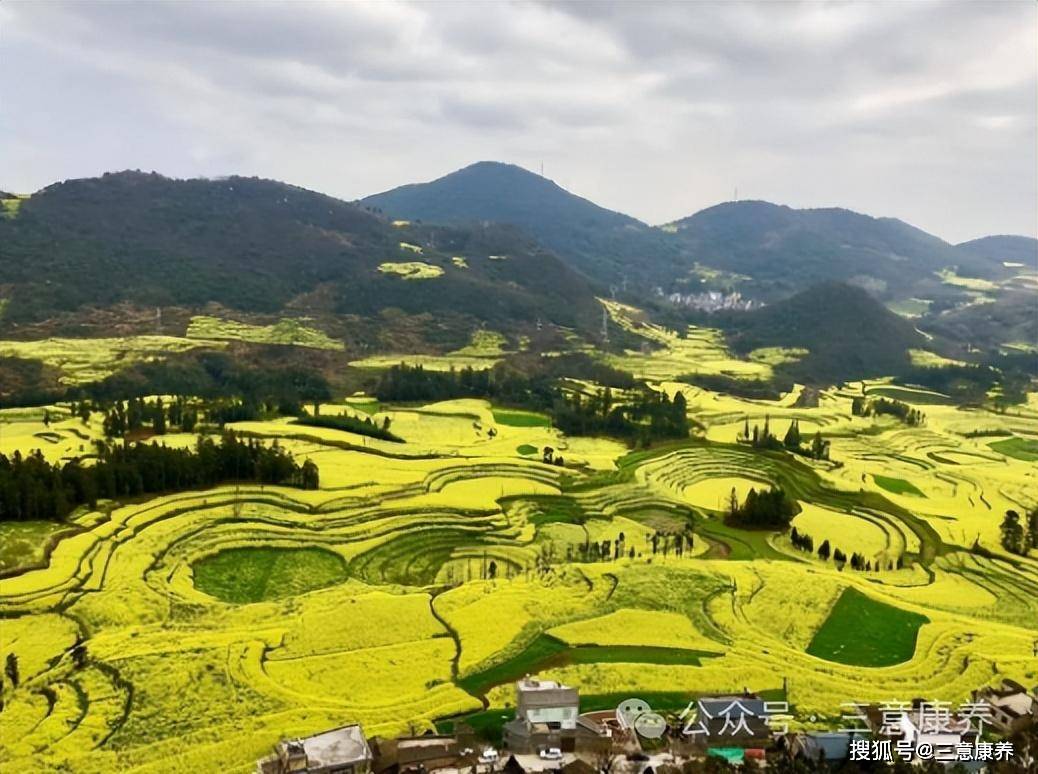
[538,748,563,760]
[479,749,500,764]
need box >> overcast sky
[1,1,1035,242]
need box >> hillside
[0,171,601,337]
[722,281,925,383]
[664,201,972,301]
[363,161,682,286]
[955,235,1038,273]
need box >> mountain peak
[362,161,671,284]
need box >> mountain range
[1,163,1034,384]
[365,161,1034,300]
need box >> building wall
[525,706,578,730]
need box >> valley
[0,169,1035,773]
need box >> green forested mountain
[0,171,601,334]
[664,201,977,300]
[363,161,682,286]
[722,281,925,383]
[363,164,1033,303]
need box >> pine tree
[783,420,801,450]
[1001,510,1025,555]
[5,653,18,688]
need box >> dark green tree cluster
[789,526,814,552]
[852,396,924,426]
[0,433,318,523]
[742,416,830,461]
[79,354,331,414]
[294,413,402,443]
[727,486,795,528]
[552,389,689,444]
[375,362,687,444]
[374,361,567,412]
[1000,508,1038,555]
[742,414,783,451]
[99,396,198,438]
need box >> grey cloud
[0,0,1034,242]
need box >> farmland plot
[1,380,1036,772]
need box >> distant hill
[363,161,681,286]
[0,171,601,337]
[955,235,1038,272]
[723,281,925,383]
[365,167,1025,302]
[664,201,974,300]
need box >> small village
[256,678,1038,774]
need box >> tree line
[375,362,690,444]
[789,526,903,572]
[852,396,925,426]
[0,432,318,523]
[741,416,830,460]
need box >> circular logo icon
[616,698,652,729]
[633,711,667,739]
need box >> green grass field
[492,408,551,427]
[0,521,78,573]
[192,546,349,603]
[807,587,928,667]
[989,436,1038,462]
[458,633,718,697]
[873,474,926,497]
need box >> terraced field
[1,385,1036,772]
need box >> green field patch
[492,408,551,427]
[0,520,78,574]
[873,475,925,497]
[519,495,588,526]
[807,587,927,667]
[350,528,477,586]
[694,518,792,562]
[458,633,718,697]
[516,444,538,456]
[193,546,349,603]
[989,437,1038,462]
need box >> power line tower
[601,306,609,344]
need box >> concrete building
[257,724,373,774]
[503,679,611,755]
[370,732,476,774]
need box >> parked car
[479,749,500,764]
